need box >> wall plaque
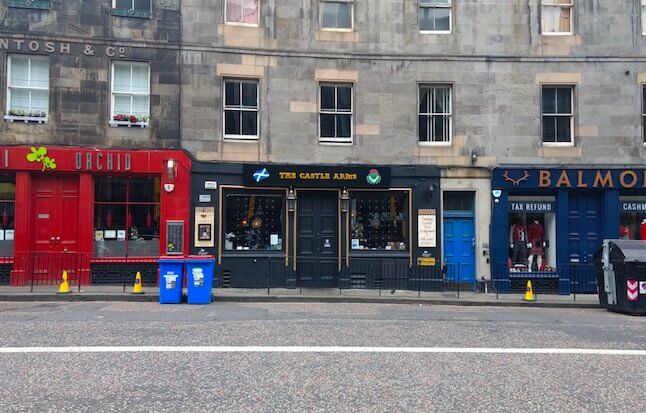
[418,209,437,248]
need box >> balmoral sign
[0,38,127,57]
[494,168,646,190]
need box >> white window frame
[4,54,49,124]
[319,83,353,144]
[642,0,646,35]
[319,0,354,31]
[418,0,452,34]
[109,61,151,128]
[224,0,260,27]
[541,0,573,35]
[223,78,260,141]
[112,0,151,12]
[541,85,574,147]
[418,84,452,146]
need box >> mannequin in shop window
[509,217,528,267]
[619,224,631,240]
[528,219,545,272]
[641,219,646,241]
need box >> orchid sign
[26,146,57,171]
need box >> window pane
[0,177,16,201]
[443,192,474,212]
[320,86,335,110]
[543,116,556,142]
[30,90,49,114]
[320,114,335,137]
[432,87,450,114]
[321,2,352,29]
[419,87,429,113]
[225,110,241,135]
[9,89,30,112]
[132,95,149,116]
[556,116,571,143]
[127,204,160,256]
[113,65,131,93]
[542,87,556,114]
[643,86,646,115]
[242,0,259,24]
[129,177,160,203]
[241,81,257,108]
[115,0,132,9]
[432,8,451,31]
[337,3,352,29]
[224,195,285,251]
[556,88,571,114]
[30,59,49,89]
[9,57,29,87]
[241,111,258,136]
[133,0,150,11]
[93,204,127,257]
[336,86,352,111]
[0,202,14,229]
[432,115,450,142]
[94,204,127,229]
[419,8,450,31]
[113,95,132,114]
[418,115,429,141]
[225,81,240,106]
[336,114,352,138]
[542,6,570,33]
[350,192,407,250]
[226,0,243,23]
[131,65,149,94]
[95,177,127,202]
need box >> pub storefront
[491,167,646,294]
[190,162,441,289]
[0,145,191,286]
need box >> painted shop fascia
[0,145,191,286]
[190,161,441,289]
[490,167,646,295]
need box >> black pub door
[297,191,338,287]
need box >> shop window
[508,197,556,273]
[620,197,646,240]
[5,55,49,124]
[93,176,160,257]
[225,0,259,25]
[112,0,151,18]
[541,0,573,35]
[319,83,353,143]
[419,0,451,33]
[224,194,284,251]
[350,192,408,251]
[223,79,259,139]
[542,85,573,145]
[320,1,353,30]
[0,175,16,257]
[110,62,150,127]
[419,84,451,144]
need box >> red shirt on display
[528,222,544,243]
[641,221,646,241]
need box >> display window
[508,196,556,272]
[224,192,285,251]
[619,196,646,240]
[0,174,15,256]
[350,191,408,251]
[93,176,160,257]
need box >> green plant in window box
[111,8,151,19]
[8,109,28,117]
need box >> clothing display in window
[641,220,646,241]
[619,225,631,240]
[509,223,528,265]
[527,220,545,271]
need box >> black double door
[297,191,338,287]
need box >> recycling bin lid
[158,256,186,263]
[603,240,646,263]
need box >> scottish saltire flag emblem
[253,168,270,183]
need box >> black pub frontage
[190,162,441,289]
[491,167,646,294]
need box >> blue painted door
[568,193,602,293]
[443,218,476,283]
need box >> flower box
[4,114,48,124]
[109,120,149,128]
[110,114,150,128]
[111,8,151,19]
[8,0,49,10]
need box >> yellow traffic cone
[57,270,71,294]
[132,271,144,295]
[523,280,536,302]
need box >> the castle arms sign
[493,168,646,190]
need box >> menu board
[418,209,437,248]
[166,220,184,255]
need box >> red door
[30,175,80,283]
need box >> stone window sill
[109,120,149,128]
[8,0,49,10]
[111,8,151,19]
[4,115,48,124]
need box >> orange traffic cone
[132,271,144,294]
[57,270,71,294]
[523,280,536,302]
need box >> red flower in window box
[129,115,138,123]
[113,114,124,121]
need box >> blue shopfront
[491,167,646,294]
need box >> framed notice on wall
[166,220,184,255]
[194,207,215,248]
[418,209,437,248]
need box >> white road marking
[0,346,644,355]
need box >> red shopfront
[0,146,191,286]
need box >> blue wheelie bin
[185,255,215,304]
[158,256,185,304]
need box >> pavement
[0,285,602,308]
[0,301,644,412]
